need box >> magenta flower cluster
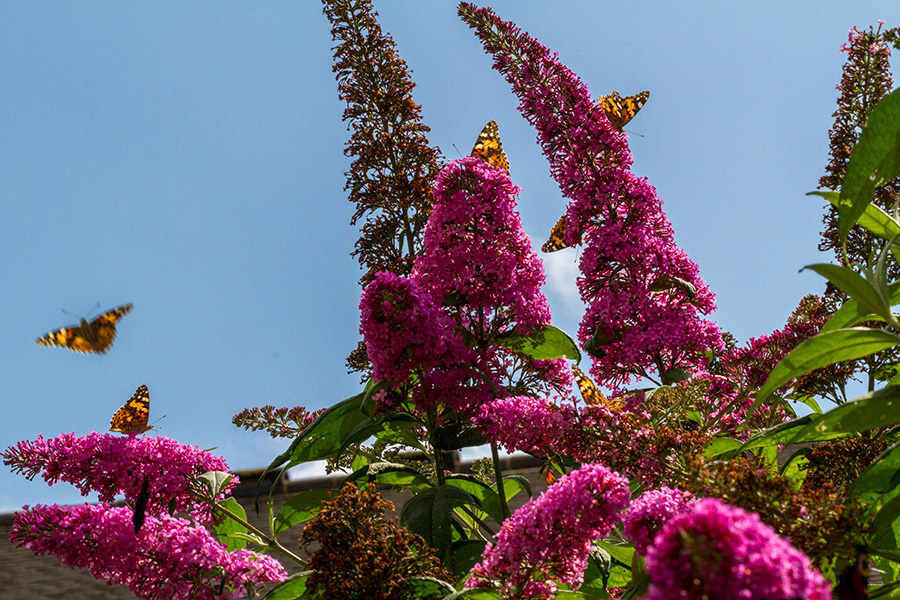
[3,432,234,522]
[360,156,569,414]
[359,271,468,384]
[458,3,723,390]
[468,464,630,598]
[622,486,696,555]
[10,503,286,600]
[474,395,579,455]
[643,498,831,600]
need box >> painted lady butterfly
[599,90,650,131]
[573,365,624,410]
[36,303,133,353]
[541,215,577,253]
[110,384,151,435]
[471,121,510,173]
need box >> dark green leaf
[873,495,900,552]
[343,462,431,491]
[446,475,502,522]
[432,421,487,451]
[261,573,311,600]
[496,474,532,503]
[213,497,249,551]
[738,415,817,453]
[451,540,487,579]
[812,190,900,246]
[789,386,900,444]
[273,490,333,534]
[851,441,900,506]
[839,87,900,244]
[754,328,900,405]
[821,281,900,333]
[496,324,580,361]
[803,263,892,322]
[400,486,481,564]
[405,576,456,597]
[703,437,742,458]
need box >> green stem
[491,443,510,520]
[190,489,307,567]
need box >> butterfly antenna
[451,143,463,158]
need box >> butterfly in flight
[36,303,133,354]
[110,384,152,436]
[471,120,510,173]
[541,91,650,253]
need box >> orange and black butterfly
[573,365,624,410]
[541,215,575,253]
[36,303,133,353]
[599,90,650,131]
[110,385,152,436]
[471,121,510,173]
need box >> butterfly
[541,214,576,253]
[110,384,152,436]
[573,365,624,410]
[598,90,650,131]
[36,303,133,353]
[471,120,510,173]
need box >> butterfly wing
[599,91,650,130]
[573,365,625,410]
[36,303,133,353]
[471,121,510,173]
[110,384,151,435]
[542,215,572,253]
[89,303,134,353]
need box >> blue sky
[1,2,894,513]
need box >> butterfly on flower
[35,303,133,354]
[471,120,510,173]
[598,90,650,131]
[110,384,152,436]
[541,215,576,253]
[572,365,624,410]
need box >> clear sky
[1,2,895,513]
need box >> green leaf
[838,87,900,244]
[213,497,249,551]
[343,462,431,491]
[405,576,456,597]
[753,328,900,405]
[273,489,333,535]
[400,486,481,564]
[812,189,900,245]
[872,495,900,552]
[703,437,742,458]
[821,281,900,333]
[495,474,532,503]
[851,440,900,506]
[451,540,487,579]
[445,475,502,522]
[432,421,487,451]
[595,540,634,567]
[738,416,817,453]
[804,263,893,323]
[495,324,581,361]
[197,471,234,498]
[261,573,311,600]
[789,386,900,444]
[443,589,502,600]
